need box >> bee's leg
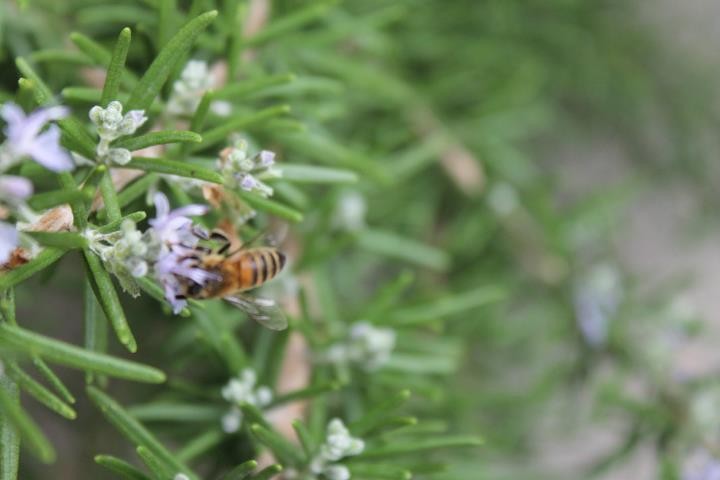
[210,229,230,242]
[210,229,232,254]
[192,225,210,240]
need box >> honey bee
[178,230,289,330]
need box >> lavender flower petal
[1,102,72,171]
[0,175,33,201]
[0,221,19,264]
[0,104,26,134]
[26,125,74,171]
[258,150,276,167]
[152,192,170,220]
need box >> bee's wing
[223,294,288,331]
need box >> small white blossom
[219,140,280,197]
[220,368,273,433]
[89,101,147,164]
[283,468,299,479]
[174,474,190,480]
[331,190,366,232]
[210,100,232,117]
[221,369,273,406]
[167,60,215,116]
[324,465,351,480]
[348,322,396,370]
[106,148,132,165]
[320,322,396,371]
[89,101,147,141]
[86,220,152,296]
[322,419,365,460]
[221,407,242,434]
[0,102,74,172]
[310,419,364,480]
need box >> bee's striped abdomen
[237,248,287,291]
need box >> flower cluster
[89,101,147,165]
[322,322,397,371]
[149,193,218,313]
[0,103,75,263]
[86,192,216,313]
[167,60,215,117]
[309,419,364,480]
[220,368,273,433]
[85,220,153,296]
[219,139,281,197]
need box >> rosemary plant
[0,1,717,479]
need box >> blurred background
[5,0,720,479]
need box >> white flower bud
[324,464,351,480]
[167,60,215,116]
[255,386,273,406]
[311,418,364,479]
[221,408,242,433]
[107,148,132,165]
[332,190,367,232]
[90,101,148,149]
[310,458,325,474]
[174,474,190,480]
[323,419,364,460]
[88,105,104,125]
[117,110,147,136]
[241,369,256,385]
[129,259,148,278]
[347,322,396,370]
[238,158,255,172]
[221,368,272,412]
[211,100,232,117]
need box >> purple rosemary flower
[154,249,217,314]
[0,221,19,264]
[0,102,73,172]
[149,192,208,246]
[219,141,280,197]
[149,193,218,313]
